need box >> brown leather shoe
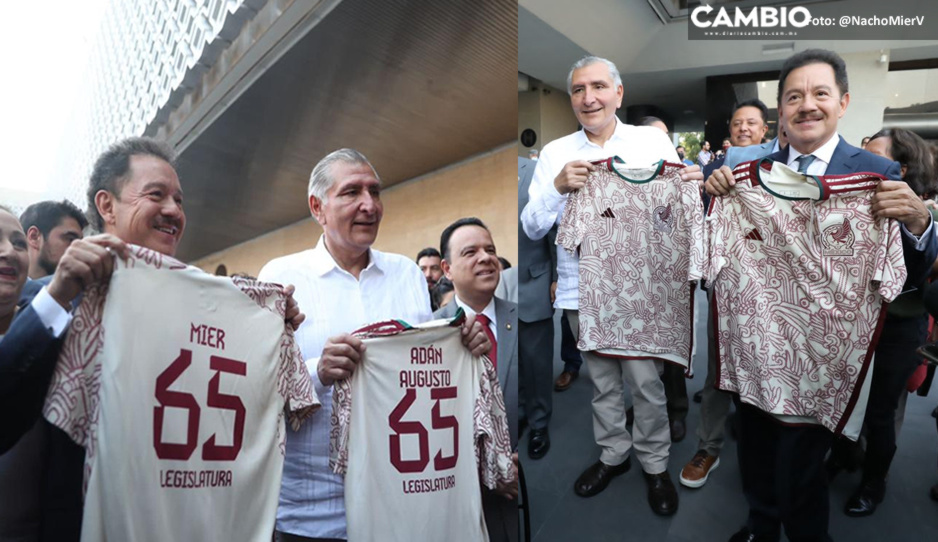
[643,471,679,516]
[573,458,631,497]
[680,450,720,488]
[554,370,578,391]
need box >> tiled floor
[519,290,938,541]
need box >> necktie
[474,313,497,368]
[797,154,816,174]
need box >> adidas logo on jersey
[744,228,764,241]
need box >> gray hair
[566,56,622,94]
[307,149,380,218]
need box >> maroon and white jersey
[42,245,319,542]
[331,314,514,542]
[556,158,706,372]
[709,159,907,438]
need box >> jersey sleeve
[705,195,729,289]
[872,218,908,302]
[329,378,353,475]
[555,182,588,255]
[42,281,109,449]
[474,355,516,490]
[231,276,320,428]
[681,181,706,282]
[280,326,320,429]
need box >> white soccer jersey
[709,159,907,438]
[556,158,706,372]
[331,314,515,542]
[42,245,319,541]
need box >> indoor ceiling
[172,0,517,261]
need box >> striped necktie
[797,154,817,174]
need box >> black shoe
[693,390,703,403]
[643,471,678,516]
[827,439,864,482]
[728,527,779,542]
[845,478,886,517]
[670,419,686,442]
[528,428,550,460]
[574,458,631,497]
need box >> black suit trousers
[736,399,833,542]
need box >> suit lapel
[519,162,531,210]
[494,298,516,391]
[826,136,859,175]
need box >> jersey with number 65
[42,245,319,542]
[331,315,515,542]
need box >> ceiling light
[762,42,794,55]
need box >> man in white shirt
[697,140,713,167]
[520,55,703,516]
[259,149,491,542]
[706,48,937,542]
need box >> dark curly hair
[868,128,938,198]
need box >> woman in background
[835,128,938,515]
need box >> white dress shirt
[520,118,679,310]
[453,294,497,339]
[30,286,72,337]
[786,132,933,248]
[258,236,432,539]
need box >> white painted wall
[840,50,891,147]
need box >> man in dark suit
[434,217,519,542]
[1,137,305,542]
[516,156,557,459]
[1,227,129,542]
[706,49,937,542]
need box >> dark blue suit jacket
[765,137,938,287]
[0,279,84,542]
[0,278,61,450]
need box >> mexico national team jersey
[42,245,319,541]
[556,157,706,372]
[709,159,907,438]
[331,313,515,542]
